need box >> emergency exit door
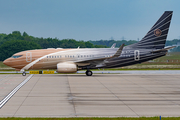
[26,52,32,62]
[134,50,140,61]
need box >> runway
[0,73,180,117]
[1,70,180,74]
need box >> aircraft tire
[86,70,93,76]
[22,72,26,76]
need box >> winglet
[111,43,116,48]
[111,44,124,58]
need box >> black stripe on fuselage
[80,47,167,69]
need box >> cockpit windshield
[11,55,23,58]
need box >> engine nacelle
[57,62,77,73]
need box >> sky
[0,0,180,41]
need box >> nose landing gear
[22,72,26,76]
[86,70,93,76]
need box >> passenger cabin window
[11,55,23,58]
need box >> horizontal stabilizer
[151,46,176,53]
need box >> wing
[75,44,125,66]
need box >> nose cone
[3,59,11,67]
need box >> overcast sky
[0,0,180,41]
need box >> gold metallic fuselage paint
[3,49,71,70]
[3,48,117,71]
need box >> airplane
[3,11,174,76]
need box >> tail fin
[132,11,173,49]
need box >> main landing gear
[86,70,93,76]
[22,72,26,76]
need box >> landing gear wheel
[86,70,93,76]
[22,72,26,76]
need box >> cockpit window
[11,55,23,58]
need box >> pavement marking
[0,75,10,81]
[0,74,33,108]
[13,74,42,116]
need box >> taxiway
[0,73,180,117]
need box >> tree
[0,40,42,61]
[12,31,21,35]
[23,32,29,37]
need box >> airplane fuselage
[3,46,167,71]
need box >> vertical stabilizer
[132,11,173,49]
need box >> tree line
[0,31,180,61]
[0,31,107,61]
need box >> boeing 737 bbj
[3,11,174,76]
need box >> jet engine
[56,62,77,73]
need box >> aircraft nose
[3,59,10,67]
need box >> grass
[0,61,10,68]
[141,52,180,65]
[0,117,180,120]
